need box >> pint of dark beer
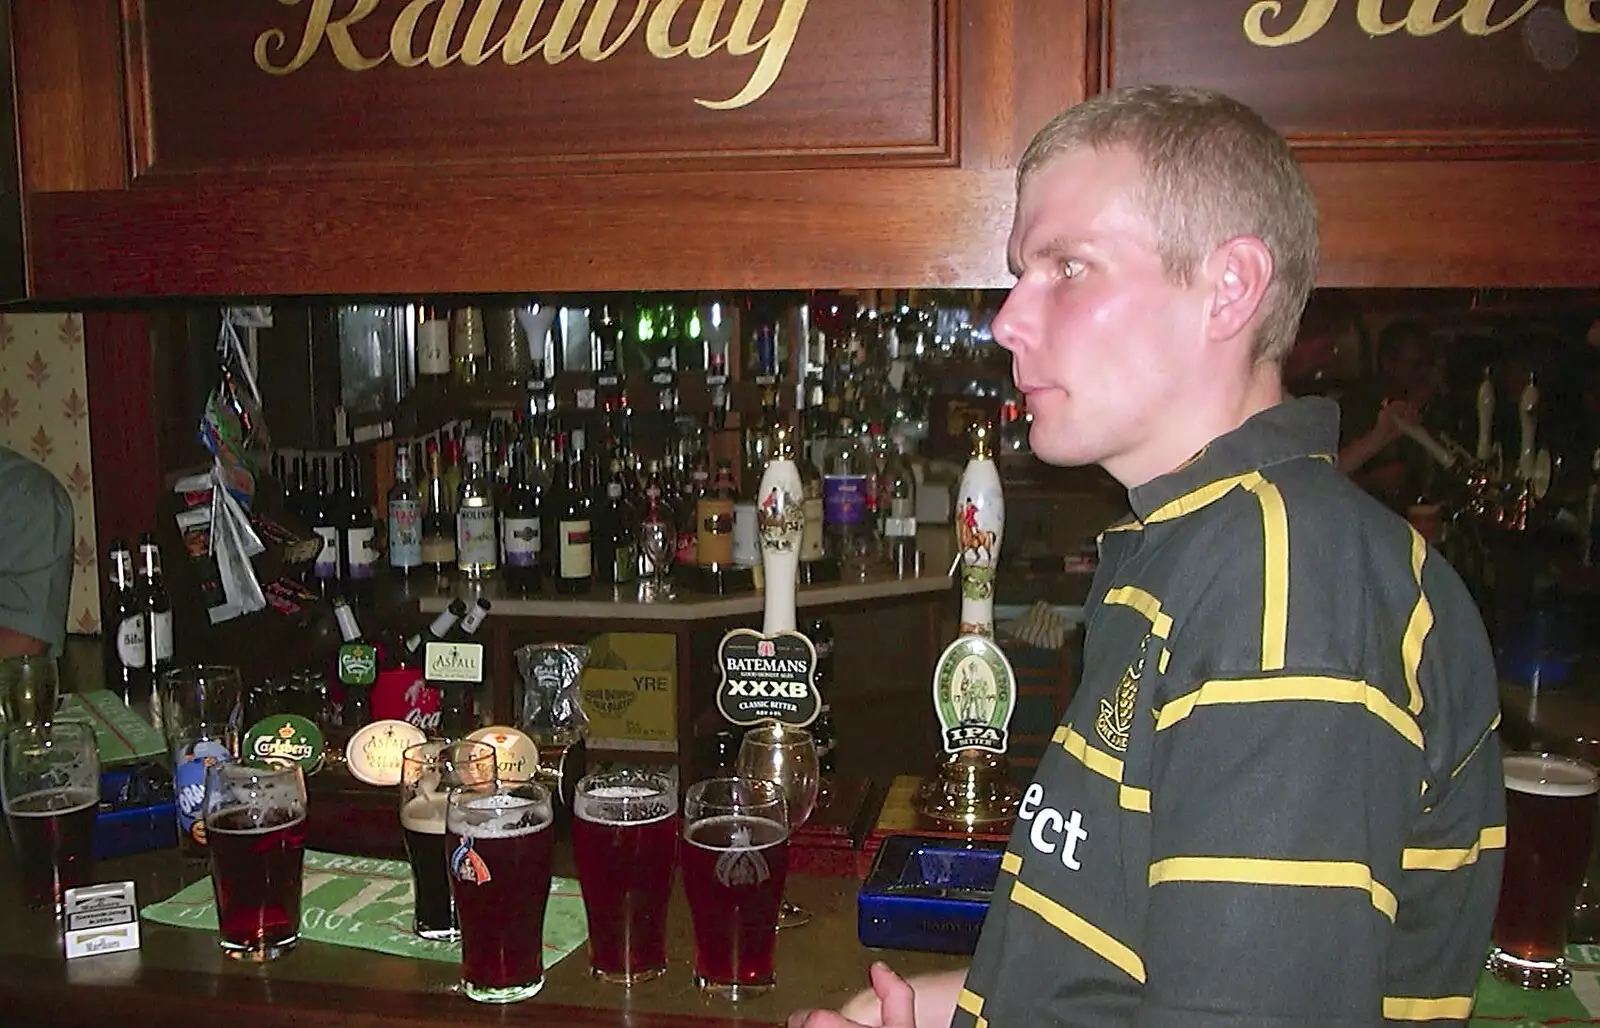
[1490,752,1599,989]
[3,722,100,913]
[571,770,677,984]
[447,777,556,1004]
[681,777,790,999]
[399,740,497,941]
[203,762,308,961]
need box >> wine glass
[736,722,820,928]
[637,518,674,601]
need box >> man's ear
[1203,235,1274,348]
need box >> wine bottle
[343,452,378,602]
[556,434,594,595]
[502,442,543,595]
[455,433,498,579]
[388,445,423,575]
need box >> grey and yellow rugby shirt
[955,397,1504,1028]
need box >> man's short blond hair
[1018,85,1319,364]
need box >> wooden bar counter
[0,839,966,1028]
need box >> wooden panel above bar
[1102,0,1600,155]
[127,0,955,177]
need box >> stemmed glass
[637,517,674,600]
[736,722,820,928]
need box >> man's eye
[1061,259,1085,280]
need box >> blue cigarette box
[858,834,1005,955]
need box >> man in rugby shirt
[791,85,1503,1028]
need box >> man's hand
[1372,398,1421,447]
[788,962,918,1028]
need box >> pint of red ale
[571,771,678,984]
[680,777,790,999]
[203,762,308,961]
[1491,753,1599,989]
[3,722,100,913]
[446,778,556,1004]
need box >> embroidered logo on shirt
[1096,642,1145,753]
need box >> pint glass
[0,654,60,730]
[204,761,308,961]
[681,777,790,999]
[399,740,496,940]
[447,777,556,1003]
[571,770,677,984]
[3,722,99,913]
[1490,752,1599,989]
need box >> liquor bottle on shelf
[555,433,595,595]
[639,459,670,584]
[824,418,874,579]
[704,300,734,431]
[420,441,457,576]
[414,301,453,388]
[332,595,376,729]
[673,455,701,570]
[433,598,492,741]
[501,442,543,596]
[136,533,174,706]
[645,300,679,412]
[455,433,498,580]
[388,445,423,577]
[443,435,463,509]
[309,456,343,594]
[697,459,737,568]
[103,538,146,704]
[330,454,352,579]
[452,307,486,389]
[880,435,919,575]
[343,453,378,602]
[607,458,639,589]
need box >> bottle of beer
[136,533,174,688]
[402,598,468,665]
[310,456,342,593]
[332,595,376,728]
[388,445,423,577]
[420,441,457,576]
[697,459,737,567]
[556,434,594,595]
[434,598,492,740]
[103,539,146,703]
[343,453,377,602]
[456,433,498,580]
[502,442,543,596]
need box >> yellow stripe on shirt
[1102,586,1174,640]
[1247,478,1290,672]
[957,987,989,1028]
[1152,675,1423,750]
[1382,995,1474,1021]
[1143,472,1259,525]
[1402,825,1507,871]
[1148,856,1398,921]
[1054,724,1125,783]
[1401,529,1432,717]
[1009,879,1147,982]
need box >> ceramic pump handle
[956,423,1004,637]
[1475,368,1495,464]
[757,425,804,635]
[1518,377,1539,482]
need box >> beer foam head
[447,788,552,839]
[401,792,448,834]
[574,777,676,826]
[1504,754,1600,797]
[4,787,98,817]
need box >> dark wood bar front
[0,844,964,1028]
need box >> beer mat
[1470,945,1600,1025]
[56,691,167,768]
[138,849,588,966]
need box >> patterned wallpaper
[0,313,100,635]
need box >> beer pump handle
[1475,367,1496,464]
[955,422,1004,638]
[758,424,804,636]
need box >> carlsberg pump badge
[932,635,1016,755]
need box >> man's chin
[1028,422,1096,469]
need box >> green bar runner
[140,849,587,966]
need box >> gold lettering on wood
[1244,0,1599,44]
[252,0,812,109]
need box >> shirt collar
[1124,396,1340,524]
